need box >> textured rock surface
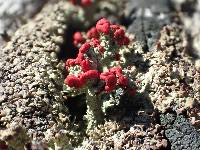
[161,113,200,150]
[131,24,200,132]
[77,117,167,149]
[0,1,80,149]
[171,0,200,60]
[125,0,172,50]
[0,0,47,49]
[124,0,200,148]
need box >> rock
[0,1,79,149]
[160,113,200,150]
[0,0,47,49]
[172,0,200,58]
[125,0,171,50]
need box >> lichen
[64,18,137,132]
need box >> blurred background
[0,0,200,58]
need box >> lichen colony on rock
[63,18,137,132]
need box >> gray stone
[0,0,47,49]
[125,0,171,50]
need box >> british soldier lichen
[70,0,93,7]
[63,18,136,132]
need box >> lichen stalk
[85,88,104,131]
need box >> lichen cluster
[64,18,136,132]
[70,0,93,6]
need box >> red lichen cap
[113,28,125,40]
[73,32,85,46]
[105,85,115,93]
[85,70,99,78]
[76,52,84,64]
[87,27,99,39]
[91,38,105,53]
[105,74,117,87]
[96,18,111,35]
[81,0,92,6]
[110,24,120,31]
[79,42,91,53]
[118,76,128,87]
[117,37,129,46]
[109,67,122,77]
[81,59,91,72]
[98,45,105,53]
[123,36,130,45]
[66,59,76,66]
[100,72,113,80]
[100,72,117,92]
[91,38,100,47]
[64,75,83,88]
[70,0,77,5]
[80,70,99,82]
